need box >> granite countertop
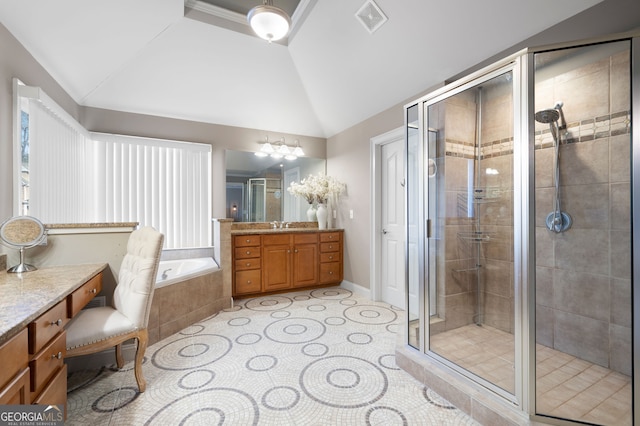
[0,262,107,344]
[231,228,343,235]
[46,222,138,229]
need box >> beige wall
[1,0,638,293]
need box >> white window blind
[91,133,211,249]
[19,84,212,249]
[27,91,97,223]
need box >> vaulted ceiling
[0,0,602,138]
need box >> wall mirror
[225,150,325,222]
[0,215,47,272]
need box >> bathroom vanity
[232,229,343,296]
[0,263,106,416]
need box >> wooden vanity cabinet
[319,232,343,284]
[292,233,319,288]
[262,234,293,292]
[233,235,262,295]
[232,230,342,297]
[0,269,103,418]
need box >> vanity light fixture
[247,0,291,43]
[255,137,305,160]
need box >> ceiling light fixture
[247,0,291,43]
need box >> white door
[381,139,406,308]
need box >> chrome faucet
[161,268,172,280]
[271,221,279,229]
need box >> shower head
[535,108,560,124]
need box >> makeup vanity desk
[0,263,107,415]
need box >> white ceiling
[0,0,602,138]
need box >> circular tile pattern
[307,304,326,312]
[311,288,352,300]
[386,323,399,333]
[178,343,209,358]
[180,324,205,335]
[92,387,139,413]
[347,332,373,345]
[365,406,408,425]
[327,368,360,388]
[340,299,358,306]
[228,317,251,326]
[262,386,300,411]
[324,317,346,326]
[378,354,400,370]
[144,388,258,426]
[245,296,293,311]
[264,318,326,344]
[246,355,277,372]
[178,369,215,390]
[270,310,291,319]
[301,343,329,357]
[235,333,262,345]
[293,295,311,301]
[344,305,398,325]
[423,387,456,409]
[151,335,232,371]
[300,355,388,408]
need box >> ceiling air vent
[355,0,388,34]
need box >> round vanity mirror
[0,216,46,273]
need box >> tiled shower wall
[534,48,631,375]
[433,77,515,336]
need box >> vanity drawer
[29,299,68,355]
[235,247,261,259]
[235,258,261,271]
[320,232,341,242]
[30,331,66,395]
[234,235,261,247]
[67,273,102,318]
[0,367,30,404]
[320,262,342,284]
[0,328,28,390]
[263,234,290,246]
[235,270,261,295]
[320,252,340,263]
[320,242,340,253]
[33,364,67,419]
[293,233,317,244]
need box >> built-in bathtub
[148,256,231,345]
[155,257,219,288]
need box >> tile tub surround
[66,287,479,425]
[147,268,229,346]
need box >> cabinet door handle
[246,262,251,266]
[89,288,97,294]
[246,251,251,255]
[51,351,62,360]
[247,280,252,284]
[329,256,333,260]
[294,249,298,253]
[246,239,251,243]
[329,271,333,275]
[50,319,63,327]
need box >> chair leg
[134,329,149,393]
[115,343,124,369]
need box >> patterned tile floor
[66,287,478,425]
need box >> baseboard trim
[339,280,371,299]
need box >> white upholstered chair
[65,226,164,392]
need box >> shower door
[424,69,516,397]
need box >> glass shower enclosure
[405,34,636,425]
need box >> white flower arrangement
[287,173,346,204]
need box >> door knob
[382,229,388,234]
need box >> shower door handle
[426,219,432,238]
